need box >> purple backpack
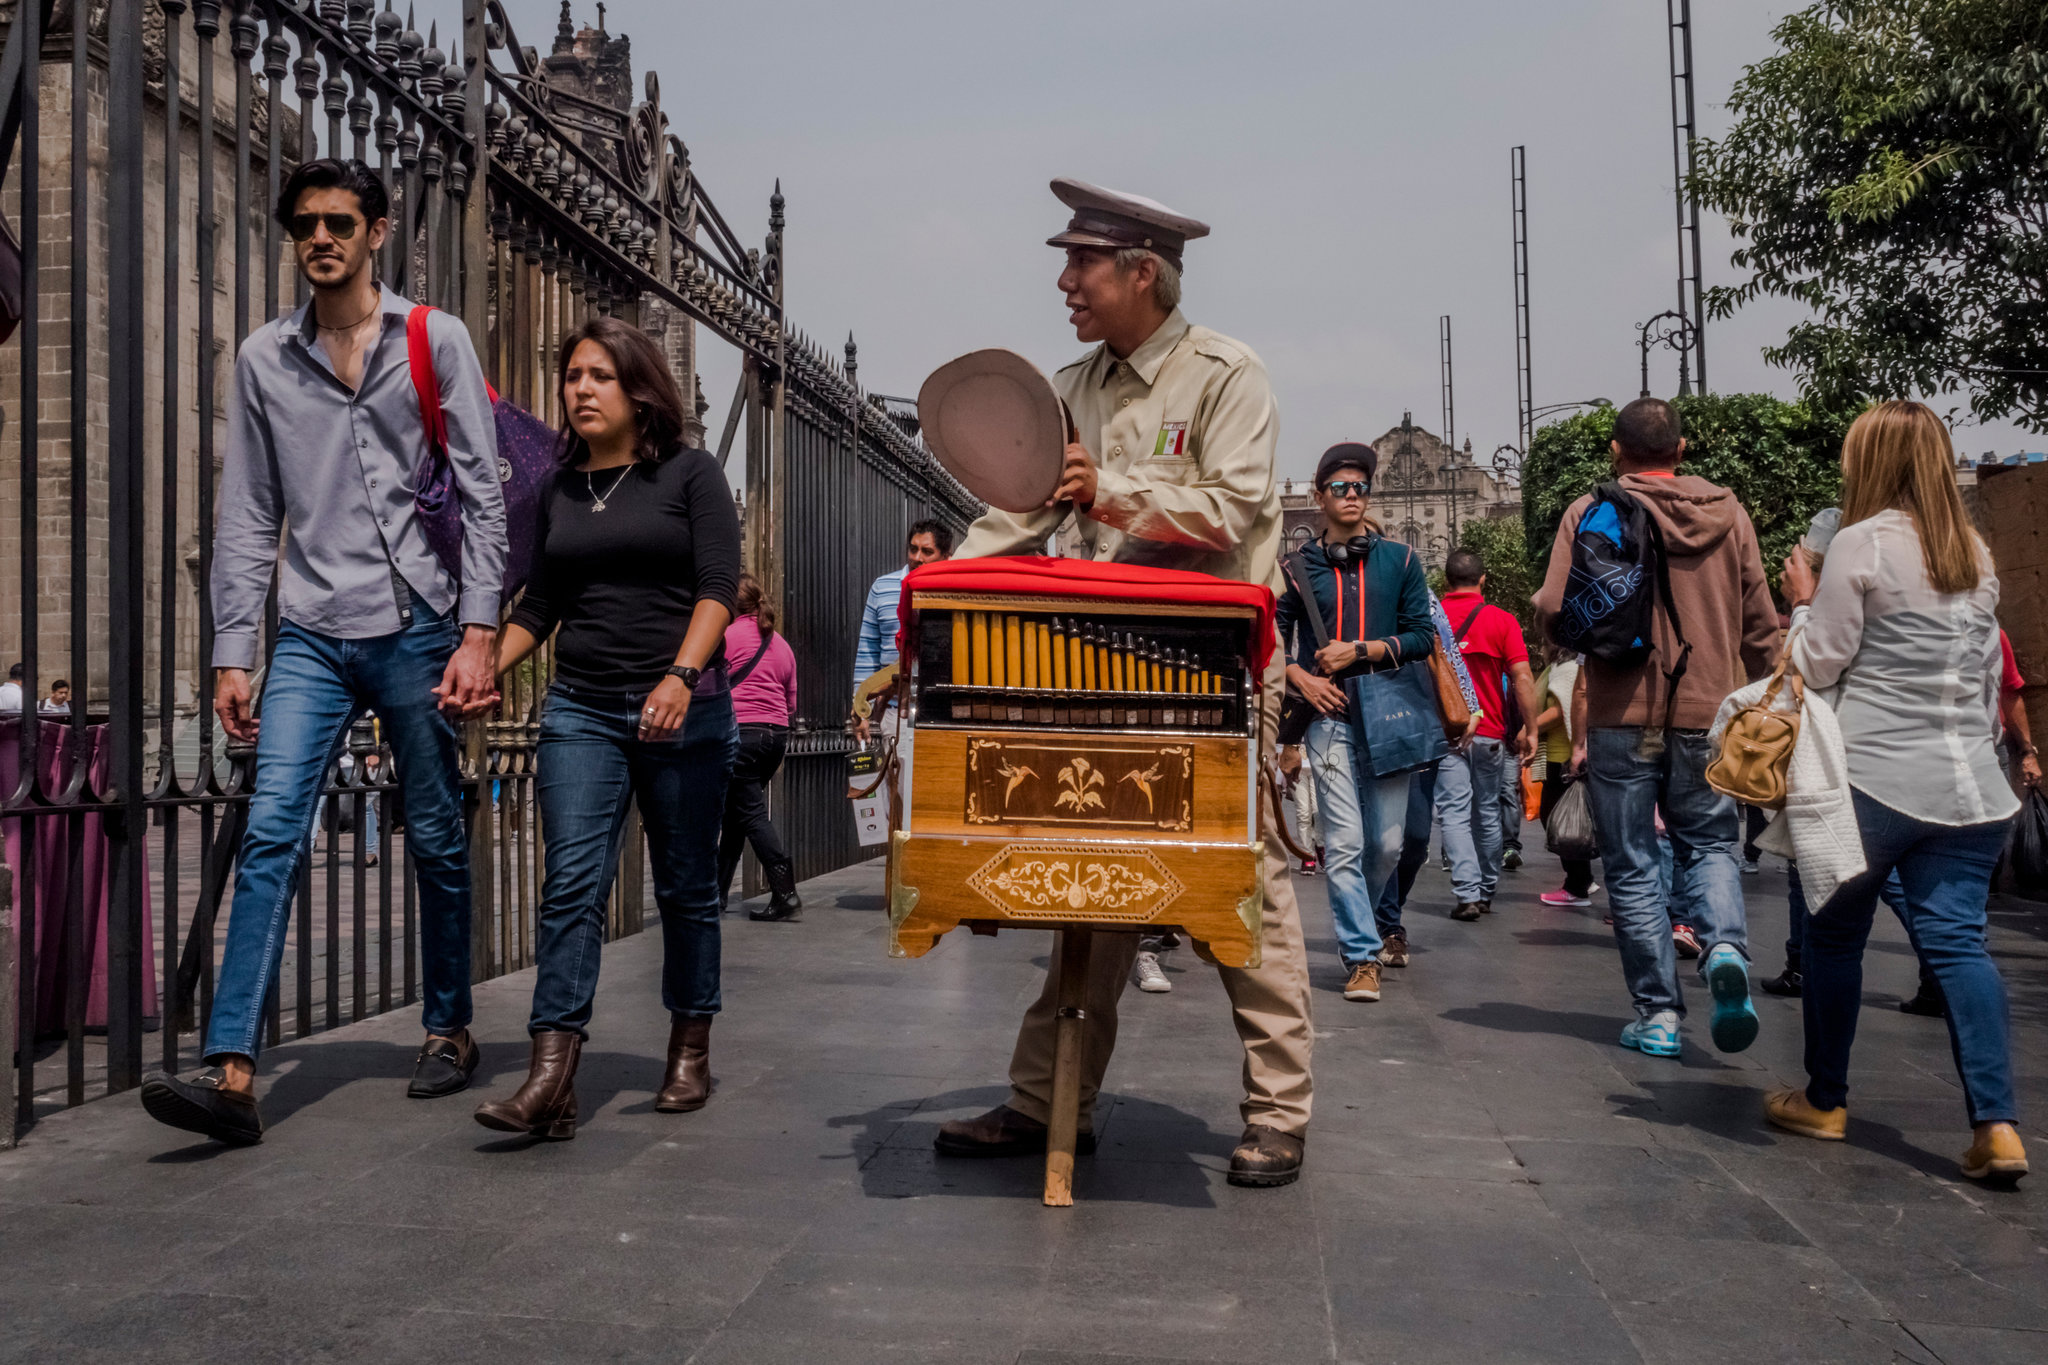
[405,304,558,597]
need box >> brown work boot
[933,1103,1097,1158]
[1451,901,1484,922]
[1764,1087,1846,1142]
[655,1016,713,1113]
[1961,1123,2028,1184]
[1379,932,1409,968]
[474,1031,581,1140]
[1343,961,1382,1002]
[1227,1124,1304,1187]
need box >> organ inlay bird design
[1120,763,1165,813]
[997,759,1038,806]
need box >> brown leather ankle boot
[655,1016,712,1113]
[473,1031,581,1139]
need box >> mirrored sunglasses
[1322,479,1370,498]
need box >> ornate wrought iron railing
[0,0,976,1130]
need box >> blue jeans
[1803,790,2014,1123]
[1435,738,1506,903]
[1785,861,1908,970]
[1304,716,1409,966]
[1375,768,1435,936]
[1585,727,1747,1019]
[1499,755,1525,851]
[205,604,470,1061]
[528,684,739,1035]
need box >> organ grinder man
[934,179,1313,1187]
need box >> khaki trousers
[1003,654,1316,1136]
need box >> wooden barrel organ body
[888,589,1266,967]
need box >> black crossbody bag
[1277,551,1336,746]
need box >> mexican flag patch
[1154,421,1189,457]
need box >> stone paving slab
[1,834,2043,1364]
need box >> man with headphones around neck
[1276,444,1454,1003]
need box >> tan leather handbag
[1706,652,1803,810]
[1426,637,1473,741]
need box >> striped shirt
[853,566,909,691]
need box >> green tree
[1520,394,1850,589]
[1691,1,2048,431]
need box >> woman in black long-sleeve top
[474,317,741,1140]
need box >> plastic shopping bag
[1544,778,1599,862]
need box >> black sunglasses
[1322,479,1370,498]
[288,212,364,242]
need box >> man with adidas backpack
[1533,399,1780,1059]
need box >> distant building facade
[1279,413,1518,568]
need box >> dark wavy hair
[276,157,390,227]
[554,316,690,466]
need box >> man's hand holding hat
[1047,442,1099,511]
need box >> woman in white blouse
[1766,401,2024,1184]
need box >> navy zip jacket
[1273,535,1437,676]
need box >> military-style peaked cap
[1045,178,1210,273]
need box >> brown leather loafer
[1451,901,1484,922]
[933,1103,1097,1158]
[474,1031,581,1140]
[655,1016,713,1112]
[1227,1123,1304,1187]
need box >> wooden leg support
[1043,928,1093,1207]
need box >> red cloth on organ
[895,555,1277,681]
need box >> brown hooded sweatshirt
[1533,472,1781,730]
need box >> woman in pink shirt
[718,574,802,921]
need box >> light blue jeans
[1435,738,1507,903]
[205,600,470,1062]
[1585,727,1748,1019]
[1304,716,1409,966]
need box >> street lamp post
[1636,310,1698,399]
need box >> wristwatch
[665,665,702,690]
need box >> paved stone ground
[2,829,2043,1364]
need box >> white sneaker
[1741,859,1761,877]
[1133,951,1171,993]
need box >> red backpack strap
[406,304,448,455]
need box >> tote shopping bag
[1346,662,1447,778]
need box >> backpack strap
[405,305,447,456]
[406,304,502,456]
[1281,549,1332,652]
[1642,506,1694,729]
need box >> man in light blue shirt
[851,519,951,742]
[140,159,504,1147]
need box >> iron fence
[0,0,977,1129]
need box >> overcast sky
[512,0,2038,482]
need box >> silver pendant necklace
[587,463,632,512]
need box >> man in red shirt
[1436,549,1540,920]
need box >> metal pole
[1439,315,1454,457]
[1511,146,1533,455]
[460,0,489,354]
[105,0,149,1093]
[1668,0,1706,390]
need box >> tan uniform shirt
[956,310,1284,591]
